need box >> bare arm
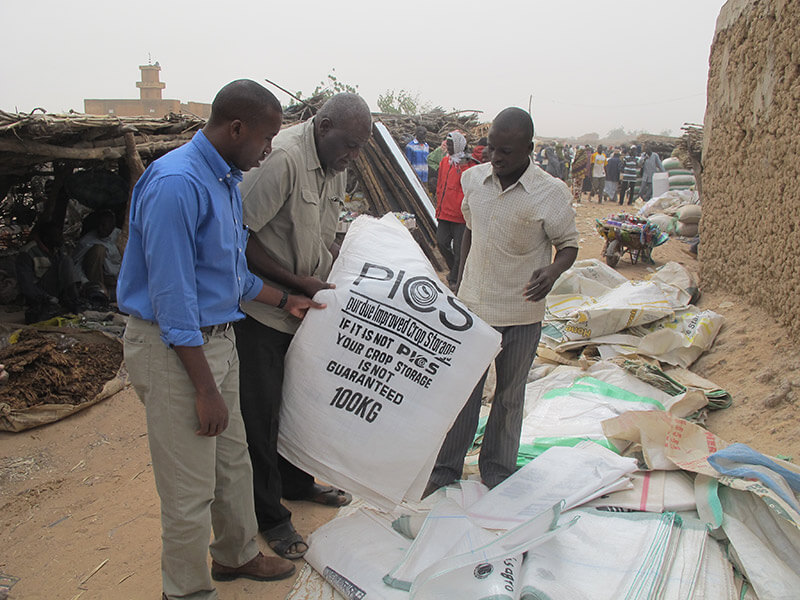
[455,227,472,291]
[252,282,326,320]
[173,345,228,437]
[523,246,579,302]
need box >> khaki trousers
[123,316,260,600]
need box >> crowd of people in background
[532,140,665,205]
[405,128,489,290]
[407,129,668,215]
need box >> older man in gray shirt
[235,93,372,561]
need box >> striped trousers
[429,322,542,489]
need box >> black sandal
[284,483,352,507]
[263,522,308,560]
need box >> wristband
[277,290,289,309]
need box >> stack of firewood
[675,123,704,196]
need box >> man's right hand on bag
[195,389,229,436]
[285,294,326,320]
[297,275,335,299]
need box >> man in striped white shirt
[425,107,580,493]
[620,146,640,205]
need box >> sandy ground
[2,198,798,600]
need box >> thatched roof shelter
[0,109,203,196]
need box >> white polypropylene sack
[717,487,800,600]
[385,498,498,590]
[305,508,411,600]
[691,535,739,600]
[524,361,676,414]
[519,510,683,600]
[519,373,670,448]
[647,213,675,233]
[639,189,699,217]
[584,470,697,513]
[630,307,725,367]
[676,204,702,224]
[653,172,670,197]
[646,261,697,298]
[546,280,679,342]
[409,503,576,600]
[280,214,502,509]
[549,258,628,297]
[658,519,710,599]
[466,443,638,529]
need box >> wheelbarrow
[595,216,669,267]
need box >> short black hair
[208,79,281,126]
[492,107,534,142]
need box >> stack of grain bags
[639,165,701,236]
[300,436,761,599]
[664,156,696,191]
[541,259,722,368]
[296,318,798,599]
[296,349,799,599]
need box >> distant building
[84,63,211,119]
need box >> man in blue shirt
[117,79,322,600]
[405,125,429,182]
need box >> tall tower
[136,63,166,101]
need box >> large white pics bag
[279,214,502,509]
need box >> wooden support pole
[119,131,146,254]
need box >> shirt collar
[303,118,323,173]
[192,129,243,184]
[481,158,536,193]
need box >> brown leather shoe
[211,551,295,582]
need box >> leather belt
[199,322,232,336]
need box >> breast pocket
[504,216,544,256]
[296,189,322,274]
[298,189,321,229]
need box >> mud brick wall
[702,0,800,337]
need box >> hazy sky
[0,0,728,138]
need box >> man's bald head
[491,107,534,143]
[314,93,372,172]
[316,93,372,130]
[208,79,281,127]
